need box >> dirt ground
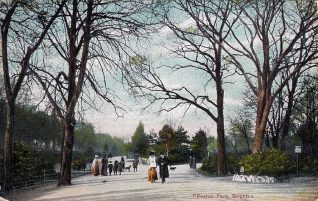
[3,164,318,201]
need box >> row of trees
[1,0,318,191]
[0,0,159,189]
[127,122,210,162]
[125,0,318,175]
[0,100,126,163]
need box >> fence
[0,167,91,192]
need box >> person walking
[133,158,139,172]
[147,150,158,183]
[113,160,119,175]
[118,161,123,175]
[121,156,125,171]
[91,155,100,176]
[108,161,113,176]
[189,156,193,169]
[158,152,169,183]
[101,154,108,176]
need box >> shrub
[168,147,190,164]
[200,155,218,175]
[239,149,289,177]
[72,158,87,171]
[200,154,241,175]
[13,141,49,187]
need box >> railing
[0,168,91,192]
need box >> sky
[85,10,246,141]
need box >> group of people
[92,154,139,176]
[92,151,171,184]
[147,151,170,184]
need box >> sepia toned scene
[0,0,318,200]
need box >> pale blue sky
[85,12,247,140]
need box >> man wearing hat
[158,152,169,183]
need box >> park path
[5,164,318,201]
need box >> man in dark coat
[158,152,169,183]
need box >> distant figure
[114,160,119,175]
[118,161,123,175]
[108,161,113,175]
[133,158,139,172]
[158,152,169,183]
[189,156,193,168]
[121,156,125,170]
[92,155,100,176]
[192,157,196,169]
[147,150,158,183]
[101,154,108,176]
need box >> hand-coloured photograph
[0,0,318,200]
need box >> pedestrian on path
[147,150,158,183]
[158,152,169,183]
[121,156,125,171]
[91,155,100,176]
[133,158,139,172]
[118,161,123,175]
[101,154,108,176]
[108,161,113,175]
[114,160,118,175]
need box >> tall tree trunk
[252,89,272,153]
[3,96,14,191]
[58,116,75,186]
[216,61,226,175]
[279,77,298,150]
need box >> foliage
[74,122,96,155]
[72,158,87,171]
[0,102,63,150]
[200,154,241,175]
[191,129,208,161]
[13,141,55,187]
[168,145,190,164]
[292,76,318,158]
[174,126,190,145]
[130,122,149,157]
[94,133,125,156]
[207,136,217,155]
[228,114,253,153]
[200,155,218,175]
[159,124,176,155]
[239,149,289,177]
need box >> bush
[200,155,218,175]
[168,147,190,164]
[13,141,50,187]
[200,154,241,175]
[239,149,289,177]
[72,158,87,171]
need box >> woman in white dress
[147,151,158,183]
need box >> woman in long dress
[92,155,100,176]
[101,154,108,176]
[147,150,158,183]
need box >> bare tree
[30,0,152,186]
[125,0,240,175]
[226,0,318,153]
[0,0,66,190]
[266,69,304,149]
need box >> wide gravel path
[5,164,318,201]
